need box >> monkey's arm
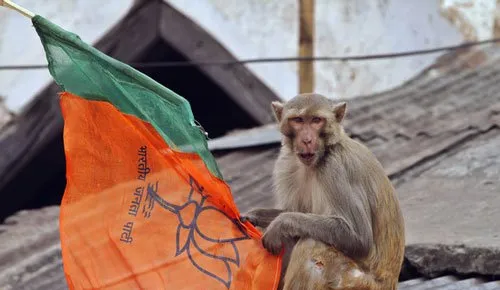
[240,208,285,229]
[262,212,373,259]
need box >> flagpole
[0,0,35,18]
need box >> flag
[32,15,281,290]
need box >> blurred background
[1,0,500,289]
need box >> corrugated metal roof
[399,275,500,290]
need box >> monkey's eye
[312,117,322,123]
[290,117,304,123]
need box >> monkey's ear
[333,102,347,122]
[271,101,284,122]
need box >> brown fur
[241,93,405,290]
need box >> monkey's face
[271,94,347,167]
[287,115,326,166]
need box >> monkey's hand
[240,208,284,229]
[240,210,261,226]
[261,216,292,255]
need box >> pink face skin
[288,115,325,166]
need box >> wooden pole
[298,0,315,94]
[494,0,500,39]
[0,0,35,18]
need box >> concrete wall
[165,0,497,101]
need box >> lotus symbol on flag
[145,176,251,288]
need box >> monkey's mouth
[298,153,316,162]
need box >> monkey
[241,93,405,290]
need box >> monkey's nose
[302,139,312,145]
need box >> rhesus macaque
[241,93,405,290]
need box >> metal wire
[1,37,499,70]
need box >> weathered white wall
[1,0,497,115]
[165,0,497,101]
[0,0,134,113]
[441,0,497,40]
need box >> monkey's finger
[240,215,258,226]
[261,237,282,256]
[264,243,281,256]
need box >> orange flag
[59,93,280,290]
[31,15,281,290]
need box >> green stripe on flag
[32,15,223,179]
